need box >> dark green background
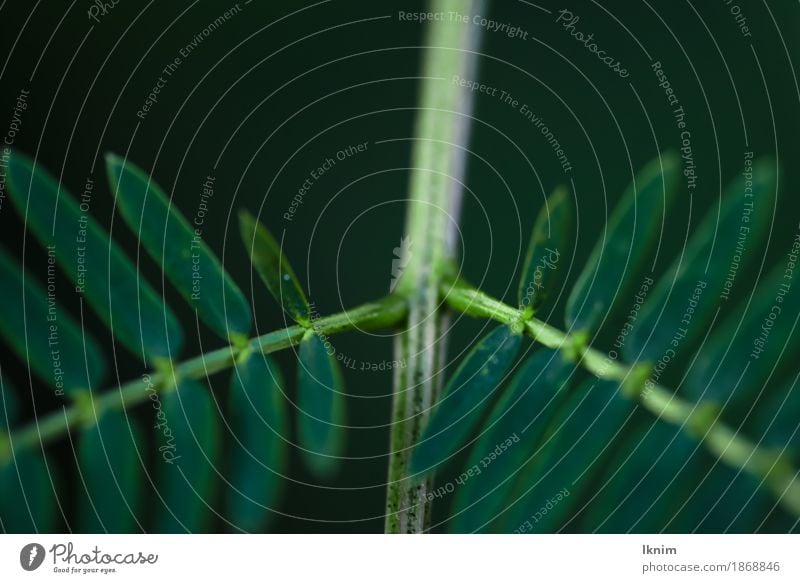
[1,0,798,532]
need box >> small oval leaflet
[518,186,572,316]
[239,211,311,327]
[297,333,347,479]
[582,419,702,533]
[225,353,289,531]
[154,379,221,533]
[500,378,635,533]
[0,246,105,397]
[6,151,183,361]
[410,324,522,475]
[0,452,58,533]
[105,154,251,341]
[686,258,799,406]
[626,157,777,364]
[670,462,782,533]
[1,369,20,428]
[566,154,680,334]
[77,408,144,533]
[449,349,574,533]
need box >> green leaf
[627,157,777,363]
[670,462,777,533]
[225,353,288,532]
[751,379,799,454]
[449,349,573,533]
[154,380,221,533]
[670,377,800,533]
[410,325,522,475]
[0,373,64,532]
[518,186,572,314]
[77,409,144,533]
[239,211,310,327]
[0,371,19,472]
[0,246,105,397]
[763,510,799,533]
[498,378,636,533]
[566,154,680,334]
[0,371,19,429]
[105,154,251,341]
[686,257,800,406]
[0,451,59,533]
[6,151,182,361]
[297,333,347,478]
[581,419,704,533]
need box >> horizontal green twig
[1,295,408,463]
[441,278,800,517]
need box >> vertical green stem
[385,0,485,533]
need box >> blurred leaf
[0,451,59,533]
[105,154,251,341]
[0,370,19,429]
[566,154,680,334]
[670,462,777,533]
[672,377,799,533]
[239,211,310,327]
[760,502,800,533]
[627,158,777,363]
[751,378,799,455]
[686,258,800,406]
[0,376,59,533]
[0,246,105,397]
[154,379,221,533]
[449,349,573,533]
[77,409,144,533]
[410,325,522,475]
[498,378,636,533]
[297,333,346,479]
[581,419,704,533]
[225,353,288,532]
[518,186,572,314]
[6,151,182,361]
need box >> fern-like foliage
[0,150,797,535]
[417,155,799,533]
[0,151,341,533]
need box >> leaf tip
[550,183,571,205]
[104,151,122,167]
[103,152,126,183]
[237,209,257,236]
[4,149,34,185]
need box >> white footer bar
[0,534,796,582]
